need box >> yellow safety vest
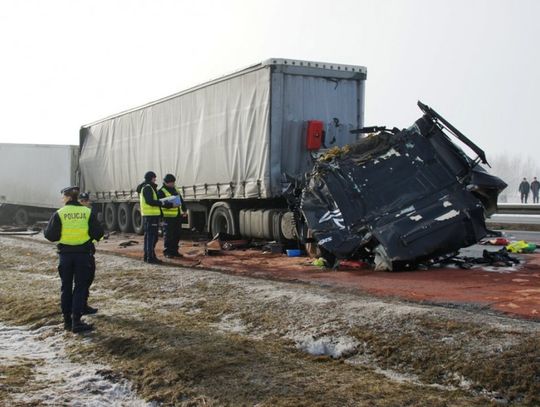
[57,205,91,246]
[159,187,182,218]
[140,185,162,216]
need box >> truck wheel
[104,203,118,231]
[280,211,297,241]
[272,211,285,242]
[209,202,238,237]
[132,203,144,235]
[14,208,29,226]
[117,203,133,233]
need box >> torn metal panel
[294,102,507,271]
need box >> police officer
[136,171,173,263]
[79,192,98,315]
[157,174,187,258]
[44,186,104,333]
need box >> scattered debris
[0,226,30,233]
[311,257,327,267]
[118,240,139,248]
[444,249,520,269]
[506,240,537,254]
[0,226,41,236]
[261,242,283,254]
[481,237,511,246]
[205,238,222,255]
[222,240,250,251]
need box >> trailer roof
[0,142,77,149]
[81,58,367,128]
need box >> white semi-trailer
[0,143,79,225]
[78,58,367,237]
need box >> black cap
[144,171,157,181]
[79,192,90,200]
[61,186,80,195]
[163,174,176,183]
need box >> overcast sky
[0,0,538,158]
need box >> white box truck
[0,143,79,224]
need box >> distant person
[44,186,104,333]
[79,192,98,315]
[136,171,173,264]
[157,174,187,258]
[531,177,540,204]
[519,177,530,203]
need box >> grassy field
[0,236,538,406]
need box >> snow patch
[295,335,359,359]
[0,322,152,406]
[213,316,247,334]
[443,201,452,207]
[409,214,423,221]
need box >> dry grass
[350,316,540,405]
[0,361,37,406]
[1,237,538,405]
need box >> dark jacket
[44,201,104,253]
[157,184,187,215]
[519,181,530,194]
[531,180,540,194]
[136,181,165,217]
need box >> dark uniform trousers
[58,252,92,316]
[143,216,160,261]
[163,216,181,256]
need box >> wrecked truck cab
[294,102,507,271]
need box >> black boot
[63,314,72,331]
[72,314,93,333]
[82,305,98,315]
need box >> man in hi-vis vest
[44,186,104,333]
[136,171,173,263]
[157,174,187,258]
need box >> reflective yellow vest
[57,205,91,246]
[159,187,182,218]
[140,185,161,216]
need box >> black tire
[272,211,285,242]
[117,203,134,233]
[104,203,118,231]
[14,207,29,226]
[209,202,238,237]
[132,203,144,235]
